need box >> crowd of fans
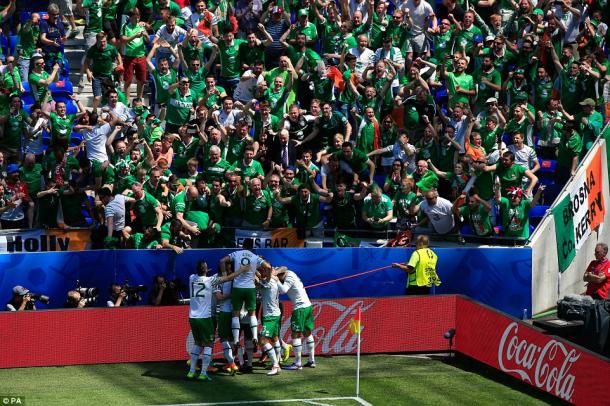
[0,0,607,248]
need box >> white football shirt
[229,250,264,288]
[259,278,281,317]
[189,273,221,318]
[276,270,311,310]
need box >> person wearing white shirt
[273,266,316,370]
[154,16,187,62]
[186,260,247,381]
[401,0,436,54]
[415,188,456,235]
[234,62,265,103]
[219,239,265,348]
[349,35,375,79]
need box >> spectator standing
[583,243,610,300]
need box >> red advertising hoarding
[455,297,608,405]
[1,295,608,405]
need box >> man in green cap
[287,9,318,47]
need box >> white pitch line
[156,396,366,406]
[301,401,333,406]
[354,397,374,406]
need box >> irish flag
[552,148,606,273]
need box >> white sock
[189,345,202,373]
[280,339,288,349]
[222,341,234,365]
[263,343,279,367]
[200,347,212,373]
[293,338,302,365]
[249,315,258,341]
[306,335,315,363]
[231,317,240,344]
[245,340,254,366]
[237,346,244,365]
[274,341,282,360]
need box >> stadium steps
[62,28,150,108]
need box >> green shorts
[91,159,104,178]
[217,312,232,340]
[291,306,314,334]
[189,317,215,344]
[231,287,257,312]
[260,315,281,338]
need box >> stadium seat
[529,205,549,228]
[20,82,35,106]
[538,159,557,174]
[542,183,564,206]
[50,80,74,99]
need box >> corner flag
[348,305,362,334]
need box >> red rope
[304,264,395,289]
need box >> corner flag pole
[355,305,362,398]
[349,304,363,399]
[356,322,361,398]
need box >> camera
[75,280,99,307]
[29,293,50,304]
[120,280,147,305]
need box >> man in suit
[270,129,298,169]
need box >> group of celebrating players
[187,238,316,380]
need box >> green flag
[552,194,576,273]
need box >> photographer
[584,243,610,300]
[107,284,128,307]
[6,286,36,311]
[64,290,87,309]
[149,275,180,306]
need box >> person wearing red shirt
[583,243,610,300]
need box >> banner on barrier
[0,229,91,252]
[552,148,606,273]
[235,228,304,248]
[455,297,609,405]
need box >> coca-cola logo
[498,322,580,401]
[276,300,374,354]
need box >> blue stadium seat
[538,159,557,174]
[529,205,549,228]
[50,79,74,99]
[20,81,35,106]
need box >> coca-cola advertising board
[0,296,456,368]
[455,297,609,405]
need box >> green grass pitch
[0,354,564,405]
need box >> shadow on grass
[431,354,569,406]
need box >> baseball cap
[6,163,19,174]
[514,68,525,75]
[271,6,283,13]
[485,97,498,104]
[485,35,495,42]
[533,8,544,15]
[152,118,162,125]
[579,98,596,107]
[13,285,29,296]
[298,8,308,16]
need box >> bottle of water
[522,308,528,320]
